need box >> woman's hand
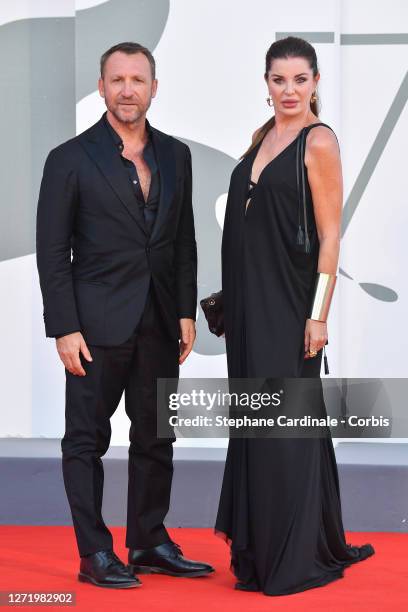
[304,319,328,359]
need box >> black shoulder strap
[303,122,339,145]
[304,121,333,133]
[296,123,338,253]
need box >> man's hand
[179,318,196,365]
[56,332,93,376]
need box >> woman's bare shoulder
[306,123,338,151]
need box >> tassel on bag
[296,128,311,253]
[323,344,329,375]
[296,225,304,245]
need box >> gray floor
[1,439,407,532]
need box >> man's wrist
[55,330,81,339]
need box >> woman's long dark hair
[243,36,320,158]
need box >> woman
[215,36,375,596]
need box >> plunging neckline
[250,121,327,186]
[249,127,304,187]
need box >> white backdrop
[0,0,407,445]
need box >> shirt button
[133,180,137,184]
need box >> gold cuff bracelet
[309,273,337,322]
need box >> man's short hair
[100,42,156,80]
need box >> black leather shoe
[128,542,214,577]
[79,550,142,588]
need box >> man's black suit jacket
[36,115,197,346]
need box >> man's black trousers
[61,287,179,557]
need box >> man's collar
[103,112,152,152]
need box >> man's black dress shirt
[104,113,160,235]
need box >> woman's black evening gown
[215,123,374,596]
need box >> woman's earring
[266,95,274,107]
[311,91,317,103]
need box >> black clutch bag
[200,290,224,336]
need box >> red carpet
[0,527,406,611]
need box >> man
[36,42,213,589]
